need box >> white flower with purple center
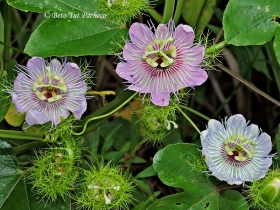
[11,57,87,127]
[201,114,273,185]
[116,19,207,106]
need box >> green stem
[12,141,46,154]
[179,105,210,121]
[0,129,45,141]
[0,41,24,54]
[173,0,184,25]
[72,91,138,136]
[162,0,175,23]
[265,42,280,94]
[206,41,227,55]
[147,6,163,24]
[176,106,201,134]
[84,148,100,164]
[3,1,12,71]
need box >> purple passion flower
[201,114,273,185]
[11,57,87,127]
[116,20,207,106]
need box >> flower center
[142,37,177,68]
[224,134,256,162]
[32,66,68,103]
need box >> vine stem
[0,130,45,141]
[173,0,184,25]
[87,90,116,95]
[178,105,210,121]
[72,92,138,136]
[147,6,163,24]
[176,106,201,134]
[3,1,12,71]
[162,0,175,23]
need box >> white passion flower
[201,114,273,185]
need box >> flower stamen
[142,36,176,68]
[224,135,255,161]
[32,66,68,103]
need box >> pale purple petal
[73,100,87,119]
[129,22,154,47]
[49,58,62,75]
[27,57,46,76]
[26,110,50,126]
[155,24,170,40]
[174,24,195,47]
[150,92,170,106]
[53,109,69,126]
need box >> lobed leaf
[147,143,249,210]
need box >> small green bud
[77,163,135,209]
[246,169,280,210]
[28,148,78,202]
[140,102,177,143]
[260,177,280,203]
[28,135,81,202]
[95,0,151,23]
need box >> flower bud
[260,177,280,203]
[246,169,280,210]
[140,102,177,142]
[77,163,135,209]
[95,0,150,23]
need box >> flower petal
[174,24,195,47]
[27,57,46,76]
[129,22,153,47]
[200,130,208,143]
[155,24,170,40]
[49,58,62,75]
[73,100,87,120]
[53,109,69,126]
[150,92,170,106]
[26,110,50,126]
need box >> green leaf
[162,127,183,145]
[101,124,123,154]
[223,0,280,45]
[84,126,100,155]
[147,143,249,210]
[273,26,280,64]
[130,156,146,164]
[103,151,123,164]
[24,17,127,57]
[0,12,4,55]
[136,165,156,178]
[7,0,76,13]
[134,179,152,195]
[0,60,17,123]
[0,100,10,124]
[253,47,272,80]
[0,139,71,209]
[6,0,127,57]
[182,0,216,33]
[147,190,247,210]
